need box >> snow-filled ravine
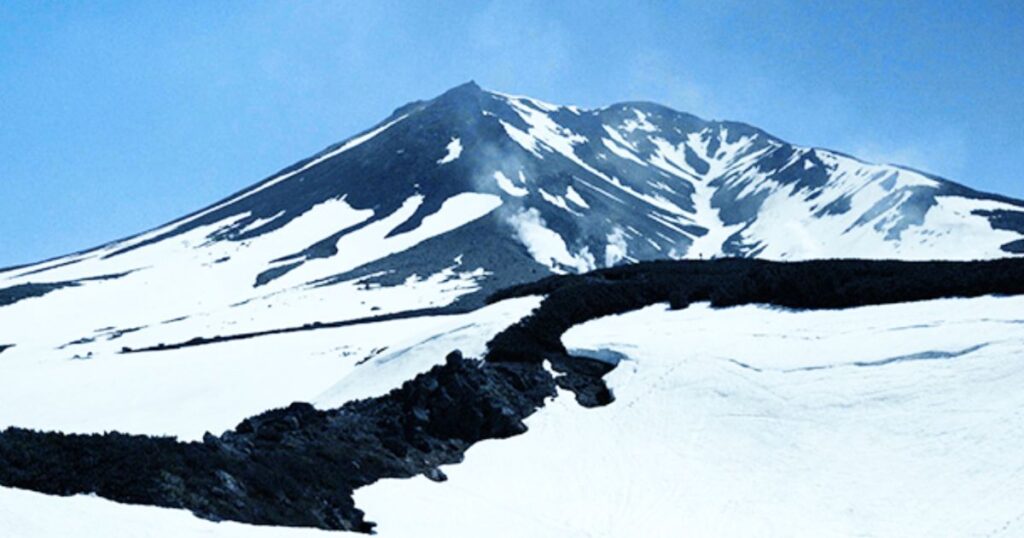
[355,295,1024,538]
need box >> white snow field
[2,294,1024,536]
[0,191,504,363]
[0,295,541,440]
[0,488,331,538]
[356,295,1024,538]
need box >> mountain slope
[2,82,1023,365]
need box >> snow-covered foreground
[3,294,1024,537]
[0,488,331,538]
[0,296,541,440]
[357,296,1024,537]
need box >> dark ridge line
[0,282,78,308]
[0,271,134,309]
[728,359,763,372]
[3,258,1024,533]
[849,343,990,368]
[727,344,994,374]
[10,258,85,279]
[122,304,476,354]
[481,257,1024,406]
[61,326,148,351]
[778,344,993,372]
[482,257,1024,381]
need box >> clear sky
[1,1,1022,267]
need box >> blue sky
[1,0,1022,267]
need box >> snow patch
[538,188,574,213]
[238,211,285,234]
[622,109,658,133]
[494,171,528,197]
[437,137,462,165]
[564,185,589,209]
[499,120,543,158]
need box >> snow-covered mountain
[2,82,1022,365]
[3,83,1024,537]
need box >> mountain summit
[2,83,1023,360]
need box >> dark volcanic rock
[0,352,556,532]
[486,258,1024,366]
[0,272,132,307]
[0,282,78,308]
[1001,239,1024,254]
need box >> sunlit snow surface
[3,295,1024,536]
[356,296,1024,537]
[0,191,504,367]
[437,137,463,165]
[0,295,541,440]
[0,489,330,538]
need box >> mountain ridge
[1,82,1023,367]
[4,81,1021,273]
